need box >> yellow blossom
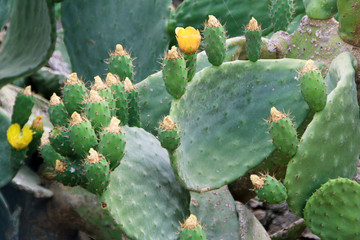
[7,124,34,150]
[175,27,201,54]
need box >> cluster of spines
[298,60,327,112]
[250,174,288,204]
[267,107,299,157]
[203,15,226,66]
[178,214,207,240]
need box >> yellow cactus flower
[175,27,201,54]
[31,116,44,131]
[7,124,34,150]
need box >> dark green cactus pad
[11,90,34,128]
[40,143,65,168]
[108,54,134,82]
[162,56,188,99]
[49,126,75,158]
[270,0,295,32]
[48,101,68,127]
[179,225,207,240]
[185,53,197,82]
[338,0,360,47]
[61,0,172,83]
[126,89,141,128]
[0,0,56,87]
[100,127,190,240]
[245,27,262,62]
[299,69,327,112]
[69,119,98,158]
[96,87,116,116]
[303,0,337,19]
[189,186,240,240]
[137,37,246,135]
[268,115,299,157]
[285,52,360,217]
[170,59,310,192]
[158,128,181,154]
[253,175,287,204]
[82,152,110,195]
[108,81,128,126]
[63,81,87,116]
[304,178,360,240]
[84,99,111,134]
[56,159,84,187]
[204,25,226,66]
[170,0,305,40]
[98,129,126,171]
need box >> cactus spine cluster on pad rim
[179,214,207,240]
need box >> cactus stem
[50,93,62,106]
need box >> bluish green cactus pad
[285,52,360,217]
[170,59,310,192]
[100,127,190,240]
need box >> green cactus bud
[62,73,88,116]
[298,60,327,112]
[251,174,287,204]
[124,78,141,127]
[82,148,110,195]
[92,76,116,115]
[40,133,65,168]
[245,17,262,62]
[28,116,44,156]
[267,107,299,157]
[162,46,187,99]
[98,117,126,171]
[84,90,112,134]
[49,126,75,158]
[203,15,226,66]
[108,44,134,82]
[55,159,83,187]
[269,0,295,32]
[158,116,180,154]
[48,93,69,127]
[69,112,98,158]
[179,214,207,240]
[105,73,128,125]
[12,86,35,128]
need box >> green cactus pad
[92,76,116,115]
[82,149,110,195]
[11,87,34,127]
[162,48,188,99]
[285,52,360,216]
[49,126,75,158]
[69,115,98,158]
[61,0,172,83]
[125,81,141,128]
[268,109,299,157]
[170,59,310,192]
[0,0,56,87]
[100,127,190,240]
[189,186,240,240]
[185,53,197,82]
[106,74,128,125]
[84,91,112,134]
[304,178,360,240]
[108,45,134,82]
[55,159,83,187]
[252,175,287,204]
[204,17,226,66]
[298,64,327,112]
[62,75,88,116]
[98,118,126,171]
[245,19,262,62]
[40,142,65,168]
[270,0,295,32]
[48,94,68,127]
[338,0,360,47]
[303,0,337,19]
[158,128,180,154]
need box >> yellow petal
[7,124,33,150]
[7,124,21,149]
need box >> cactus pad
[285,52,360,216]
[170,59,310,192]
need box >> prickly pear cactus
[304,178,360,240]
[285,52,360,216]
[250,174,287,204]
[170,58,310,192]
